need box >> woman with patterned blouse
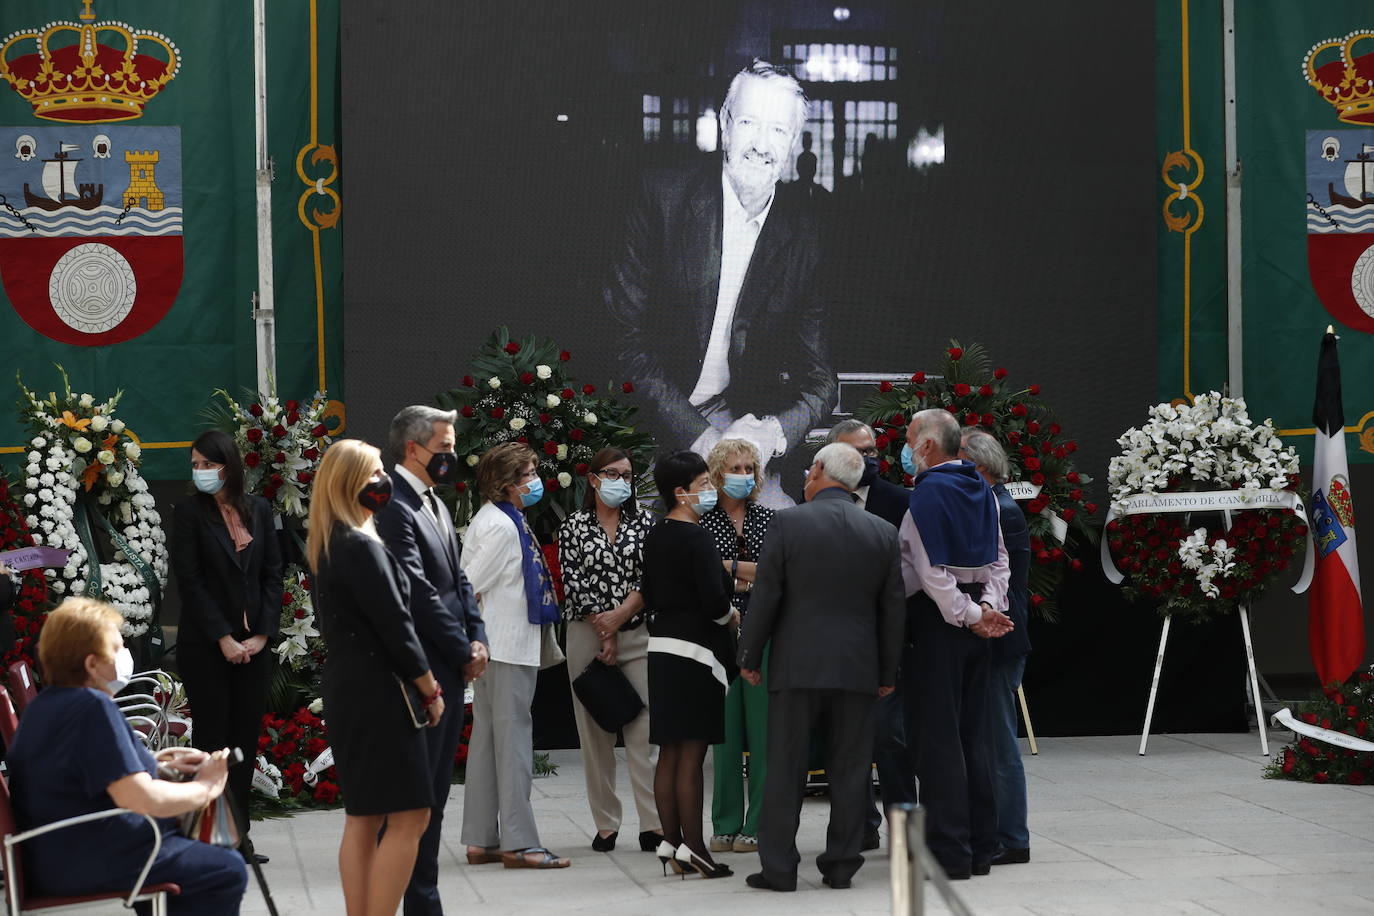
[558,447,664,854]
[699,438,774,855]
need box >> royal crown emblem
[1304,31,1374,126]
[0,1,179,124]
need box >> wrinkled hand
[217,635,250,664]
[156,746,208,775]
[971,608,1014,639]
[193,749,232,799]
[740,668,762,687]
[425,695,446,728]
[878,685,895,698]
[464,641,489,681]
[596,634,618,665]
[241,635,268,657]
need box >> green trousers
[711,648,769,836]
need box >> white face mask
[107,647,134,694]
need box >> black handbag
[571,659,644,733]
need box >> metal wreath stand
[1099,488,1314,756]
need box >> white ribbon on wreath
[1271,707,1374,752]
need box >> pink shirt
[218,503,253,552]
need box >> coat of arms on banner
[1304,30,1374,334]
[0,5,182,346]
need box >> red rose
[570,429,585,442]
[953,383,971,397]
[1069,488,1082,501]
[460,405,474,418]
[1066,471,1081,484]
[903,474,915,486]
[1007,431,1021,444]
[1054,446,1068,459]
[311,424,328,438]
[890,412,906,426]
[562,388,575,400]
[875,434,891,448]
[314,781,340,804]
[879,380,894,393]
[538,413,551,425]
[1049,423,1062,436]
[520,372,534,385]
[981,413,994,426]
[463,375,475,387]
[1085,501,1098,515]
[878,460,891,474]
[1315,771,1329,784]
[1301,712,1318,725]
[1031,472,1045,486]
[517,436,528,443]
[979,384,993,397]
[948,347,963,360]
[575,463,589,476]
[1070,558,1083,572]
[247,428,264,444]
[258,735,272,754]
[559,350,571,362]
[964,413,980,426]
[1011,404,1027,418]
[272,741,297,760]
[306,737,328,757]
[281,592,293,608]
[1026,421,1040,434]
[583,384,596,395]
[911,372,926,384]
[294,608,306,620]
[1028,384,1040,395]
[1358,721,1368,735]
[298,470,314,485]
[945,404,958,414]
[304,447,319,460]
[543,442,558,455]
[1348,705,1359,717]
[1030,594,1045,607]
[286,410,300,425]
[1350,771,1367,785]
[455,481,468,492]
[491,407,505,419]
[545,477,560,491]
[1025,457,1041,471]
[994,367,1007,379]
[245,452,261,468]
[622,381,635,393]
[272,424,288,438]
[301,575,311,590]
[1027,497,1046,514]
[249,403,264,417]
[1061,507,1076,522]
[274,451,287,464]
[504,342,521,354]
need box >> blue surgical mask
[900,443,919,477]
[520,477,544,508]
[721,473,755,500]
[192,468,224,495]
[597,477,632,508]
[689,487,718,516]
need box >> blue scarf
[908,460,1000,569]
[495,501,560,625]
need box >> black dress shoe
[591,831,618,852]
[241,850,269,865]
[821,874,852,889]
[638,830,665,852]
[942,865,971,880]
[861,831,880,851]
[991,846,1030,865]
[972,860,991,876]
[745,872,796,892]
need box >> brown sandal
[466,847,502,865]
[501,847,571,869]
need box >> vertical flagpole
[253,0,277,395]
[1223,0,1243,396]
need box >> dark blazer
[863,475,910,529]
[171,495,282,645]
[991,484,1032,660]
[738,486,905,693]
[374,473,487,677]
[605,159,837,452]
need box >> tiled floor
[86,732,1374,914]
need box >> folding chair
[0,692,17,753]
[0,771,179,914]
[3,668,33,718]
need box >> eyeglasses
[595,468,631,481]
[856,446,880,458]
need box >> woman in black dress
[307,439,445,916]
[642,450,737,879]
[170,429,281,858]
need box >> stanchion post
[889,803,923,916]
[1139,615,1172,755]
[1239,605,1268,755]
[1017,684,1039,755]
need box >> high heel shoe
[674,843,734,879]
[656,840,685,876]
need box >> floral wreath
[205,389,331,520]
[0,471,50,669]
[273,565,324,674]
[860,341,1099,620]
[1266,664,1374,786]
[15,370,168,640]
[1104,393,1308,623]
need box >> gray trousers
[758,688,877,886]
[460,660,541,850]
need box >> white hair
[813,442,864,490]
[721,59,807,137]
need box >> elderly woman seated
[6,597,248,915]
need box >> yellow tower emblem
[123,150,164,211]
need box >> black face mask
[424,448,458,486]
[359,472,394,511]
[859,455,880,487]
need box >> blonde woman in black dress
[641,450,738,879]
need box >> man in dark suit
[605,59,836,507]
[828,419,916,849]
[899,409,1014,881]
[737,442,905,892]
[376,405,489,916]
[960,429,1033,866]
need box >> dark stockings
[654,739,714,864]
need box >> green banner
[0,0,343,479]
[1158,0,1374,463]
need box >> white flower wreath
[16,376,168,638]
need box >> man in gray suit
[738,442,906,891]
